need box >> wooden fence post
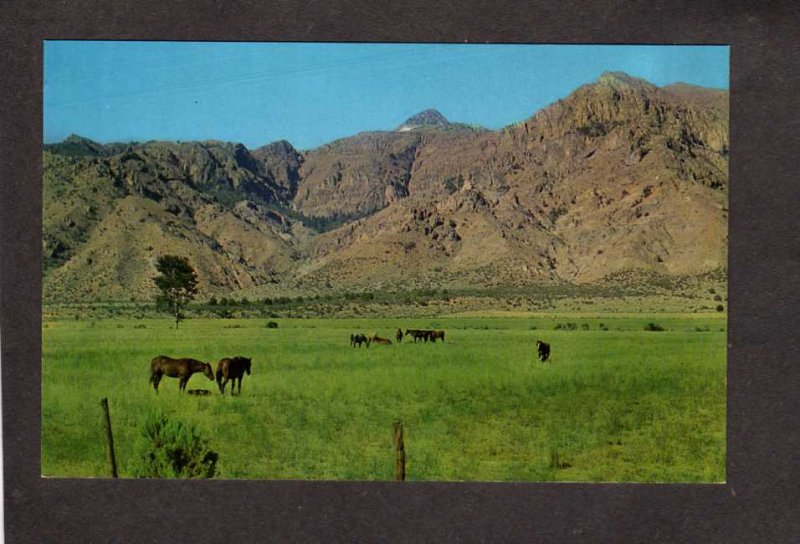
[100,398,118,478]
[393,419,405,481]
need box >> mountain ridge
[43,72,728,301]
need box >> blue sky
[44,42,729,150]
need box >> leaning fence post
[100,398,118,478]
[393,419,405,481]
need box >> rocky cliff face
[43,72,728,300]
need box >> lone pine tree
[153,255,199,329]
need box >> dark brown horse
[395,328,404,343]
[536,340,551,362]
[216,356,252,395]
[150,356,214,393]
[369,335,392,345]
[351,333,370,348]
[405,329,427,343]
[430,330,445,343]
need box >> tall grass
[42,315,726,481]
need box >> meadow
[42,314,726,482]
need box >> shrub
[716,304,724,312]
[131,410,218,479]
[555,322,578,331]
[266,321,279,329]
[644,323,665,332]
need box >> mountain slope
[43,140,312,300]
[294,72,728,288]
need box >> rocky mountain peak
[397,109,449,131]
[597,71,657,93]
[45,134,107,157]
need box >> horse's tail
[216,367,223,385]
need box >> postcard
[41,42,729,482]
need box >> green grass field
[42,314,726,482]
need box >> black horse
[216,356,252,395]
[351,333,370,348]
[536,340,551,362]
[396,328,404,344]
[150,356,215,393]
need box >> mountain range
[42,72,728,302]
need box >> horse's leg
[237,377,242,394]
[221,377,229,395]
[179,375,188,392]
[152,373,161,393]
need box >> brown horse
[150,356,214,393]
[216,356,252,395]
[370,335,392,345]
[405,329,427,343]
[430,330,445,343]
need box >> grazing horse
[536,340,551,362]
[405,329,428,343]
[396,328,404,344]
[430,330,445,343]
[216,356,252,395]
[370,335,392,345]
[150,356,214,393]
[351,333,370,348]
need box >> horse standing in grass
[536,340,551,362]
[216,356,252,395]
[396,328,404,343]
[430,330,445,343]
[150,356,214,393]
[351,333,370,348]
[405,329,427,343]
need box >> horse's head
[203,363,214,381]
[243,357,252,375]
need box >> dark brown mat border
[2,1,799,542]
